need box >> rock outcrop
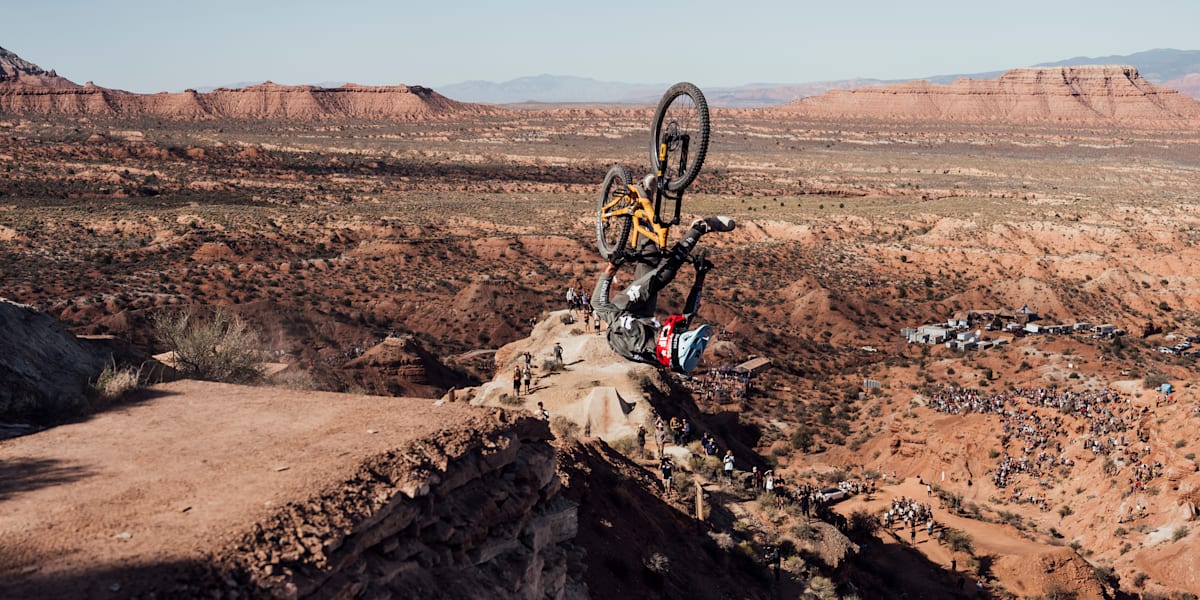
[0,298,108,422]
[0,47,491,120]
[776,65,1200,127]
[342,334,472,398]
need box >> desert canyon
[4,45,1200,599]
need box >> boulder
[0,298,107,421]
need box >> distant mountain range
[436,49,1200,107]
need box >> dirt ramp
[0,380,583,598]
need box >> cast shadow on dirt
[0,558,228,599]
[0,457,94,502]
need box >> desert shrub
[609,435,640,457]
[541,359,563,373]
[674,471,695,494]
[847,509,879,539]
[1175,439,1187,449]
[153,307,262,383]
[643,551,670,575]
[498,393,525,407]
[1133,572,1149,588]
[90,363,142,403]
[1143,371,1170,389]
[792,521,819,541]
[790,426,815,452]
[820,469,851,485]
[550,416,580,441]
[1173,525,1188,541]
[944,528,974,555]
[807,575,837,600]
[268,368,321,391]
[1043,582,1078,600]
[707,531,735,550]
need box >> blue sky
[3,0,1197,92]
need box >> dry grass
[90,364,142,404]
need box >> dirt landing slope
[0,380,582,598]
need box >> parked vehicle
[817,486,847,503]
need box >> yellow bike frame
[601,185,670,251]
[600,142,679,251]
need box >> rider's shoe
[691,216,736,234]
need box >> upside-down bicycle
[596,82,711,261]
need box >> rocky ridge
[777,65,1200,126]
[0,47,489,120]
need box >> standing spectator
[565,287,576,311]
[680,418,692,444]
[724,450,735,481]
[753,466,764,490]
[522,365,532,395]
[637,424,647,453]
[593,314,601,335]
[523,351,532,369]
[654,422,668,458]
[660,455,675,494]
[536,401,550,420]
[553,342,564,365]
[512,366,522,397]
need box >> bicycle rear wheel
[596,165,634,259]
[650,82,710,193]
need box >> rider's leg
[618,218,731,316]
[649,216,735,291]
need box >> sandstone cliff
[777,65,1200,127]
[0,47,491,120]
[0,81,491,120]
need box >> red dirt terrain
[1,378,581,598]
[6,45,1200,597]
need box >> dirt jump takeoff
[591,82,734,374]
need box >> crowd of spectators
[927,386,1161,497]
[686,366,752,403]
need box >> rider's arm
[680,269,707,326]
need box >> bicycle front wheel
[650,82,710,193]
[596,165,634,260]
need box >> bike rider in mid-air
[591,176,735,374]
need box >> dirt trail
[837,477,1048,562]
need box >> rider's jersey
[607,314,659,365]
[592,273,661,365]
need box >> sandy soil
[0,380,490,597]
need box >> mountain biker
[591,209,735,374]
